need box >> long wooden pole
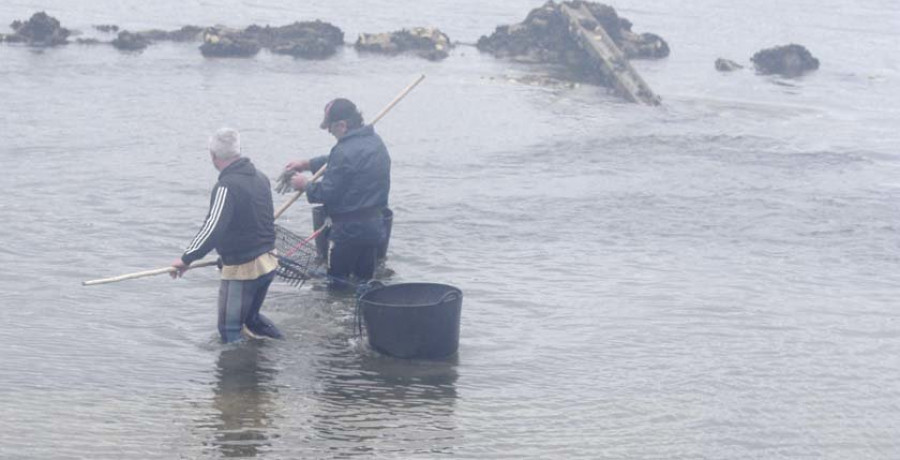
[82,258,219,286]
[83,74,425,287]
[370,73,427,125]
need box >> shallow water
[1,1,899,458]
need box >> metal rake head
[274,224,324,287]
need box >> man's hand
[170,258,188,279]
[285,159,310,173]
[291,174,308,192]
[274,169,295,194]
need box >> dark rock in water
[166,25,204,42]
[75,38,103,45]
[751,44,819,77]
[135,29,170,41]
[356,27,452,61]
[477,1,669,66]
[477,2,574,64]
[270,39,336,59]
[133,26,203,43]
[94,24,119,33]
[715,58,743,72]
[200,29,260,58]
[594,9,668,59]
[481,0,661,104]
[8,12,70,46]
[112,31,151,51]
[195,21,343,59]
[619,32,669,59]
[243,21,344,59]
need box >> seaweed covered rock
[751,44,819,77]
[94,24,119,33]
[136,25,204,42]
[356,27,452,61]
[243,21,343,59]
[715,58,743,72]
[617,29,669,59]
[477,0,669,65]
[112,31,151,51]
[168,25,204,42]
[7,12,70,46]
[270,38,337,59]
[477,2,573,64]
[200,28,260,58]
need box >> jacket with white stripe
[181,157,276,266]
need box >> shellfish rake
[82,224,325,287]
[273,223,327,288]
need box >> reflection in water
[309,333,460,457]
[208,344,279,458]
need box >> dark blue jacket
[306,125,391,243]
[181,157,276,266]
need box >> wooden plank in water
[560,2,661,105]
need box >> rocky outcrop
[356,27,452,61]
[105,26,204,52]
[476,0,666,97]
[94,25,119,33]
[196,21,344,59]
[611,17,669,59]
[7,12,70,46]
[715,58,743,72]
[242,21,344,59]
[751,44,819,77]
[477,2,576,64]
[136,26,204,42]
[2,14,205,51]
[200,28,260,58]
[112,31,151,51]
[477,1,669,66]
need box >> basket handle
[355,281,386,339]
[438,290,460,304]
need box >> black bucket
[311,206,330,262]
[378,208,393,260]
[359,283,462,359]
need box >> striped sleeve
[181,184,233,265]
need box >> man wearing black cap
[284,98,391,286]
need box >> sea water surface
[1,1,899,458]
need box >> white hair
[209,127,241,160]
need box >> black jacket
[181,157,276,266]
[307,125,391,243]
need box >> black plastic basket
[358,283,462,359]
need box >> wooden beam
[560,2,661,105]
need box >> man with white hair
[171,127,283,343]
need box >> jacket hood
[219,157,256,179]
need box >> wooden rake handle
[82,257,219,286]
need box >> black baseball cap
[320,98,358,129]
